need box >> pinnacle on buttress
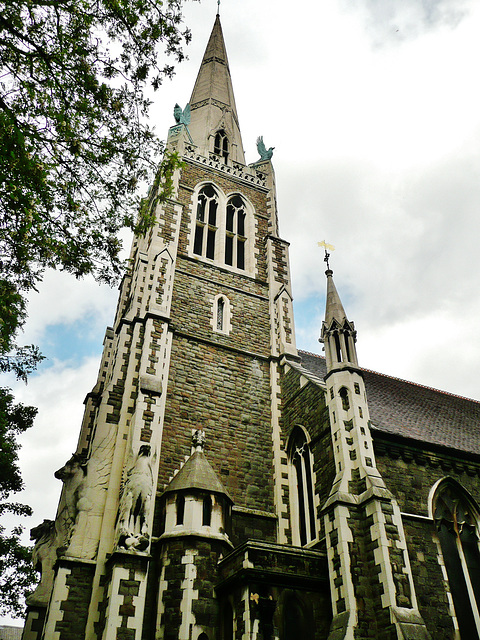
[320,266,359,371]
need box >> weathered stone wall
[158,335,274,512]
[54,561,95,640]
[375,437,480,638]
[231,510,277,545]
[280,366,334,542]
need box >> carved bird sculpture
[173,103,191,125]
[256,136,274,161]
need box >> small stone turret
[154,431,233,640]
[159,430,233,544]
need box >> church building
[22,14,480,640]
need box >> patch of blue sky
[32,317,105,374]
[293,286,356,355]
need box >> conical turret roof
[187,15,245,163]
[163,449,232,501]
[324,269,349,327]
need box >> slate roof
[297,350,480,457]
[163,450,232,501]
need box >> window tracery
[193,184,219,260]
[225,195,246,270]
[433,481,480,639]
[288,427,316,546]
[214,129,229,161]
[191,185,251,274]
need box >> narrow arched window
[334,332,342,362]
[193,185,219,260]
[288,428,316,546]
[434,481,480,639]
[217,297,225,331]
[339,387,350,412]
[214,129,229,161]
[225,195,246,270]
[202,495,212,526]
[176,495,185,525]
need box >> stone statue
[54,453,88,546]
[173,103,191,125]
[116,444,155,552]
[27,519,58,606]
[256,136,274,161]
[54,427,116,560]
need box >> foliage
[0,388,38,616]
[0,0,192,351]
[0,0,192,616]
[0,525,37,618]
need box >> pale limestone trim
[269,361,289,543]
[42,564,71,640]
[179,550,199,640]
[183,148,268,189]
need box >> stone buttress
[320,268,431,640]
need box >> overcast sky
[4,0,480,624]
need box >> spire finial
[217,0,220,16]
[192,429,206,451]
[318,240,335,272]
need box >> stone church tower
[23,15,308,640]
[23,13,480,640]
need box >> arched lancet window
[176,494,185,525]
[339,387,350,412]
[198,633,209,640]
[214,129,229,161]
[288,428,316,546]
[202,495,212,526]
[194,185,219,260]
[217,297,225,331]
[433,481,480,639]
[333,332,342,362]
[212,294,231,335]
[225,195,246,270]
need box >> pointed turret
[187,15,245,163]
[321,268,358,372]
[324,269,348,326]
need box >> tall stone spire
[187,15,245,163]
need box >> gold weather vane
[318,240,335,270]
